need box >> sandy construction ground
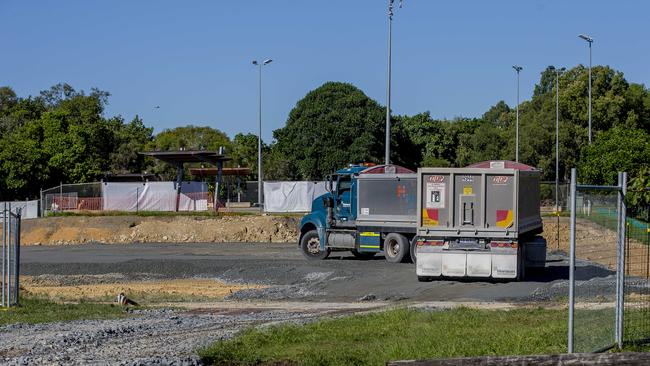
[22,275,266,303]
[21,214,299,245]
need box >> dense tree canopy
[1,64,649,201]
[273,82,385,180]
[0,84,154,199]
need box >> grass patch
[199,307,569,366]
[0,297,126,326]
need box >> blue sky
[1,1,648,142]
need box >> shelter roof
[139,150,231,165]
[189,167,251,177]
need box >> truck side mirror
[322,196,333,208]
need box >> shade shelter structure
[189,167,252,204]
[139,150,231,211]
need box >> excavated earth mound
[21,215,300,245]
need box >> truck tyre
[300,230,330,261]
[417,276,434,282]
[517,245,526,281]
[409,237,418,264]
[384,233,409,263]
[351,250,376,260]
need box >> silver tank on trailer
[415,160,546,280]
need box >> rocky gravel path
[1,307,330,365]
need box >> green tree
[273,82,385,180]
[578,126,650,185]
[108,115,154,174]
[231,133,259,171]
[150,125,231,152]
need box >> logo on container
[428,175,445,183]
[492,176,509,184]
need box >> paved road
[20,242,614,303]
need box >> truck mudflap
[416,241,519,279]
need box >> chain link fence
[567,170,650,353]
[41,182,211,215]
[570,187,620,352]
[623,196,650,346]
[1,203,21,307]
[540,181,570,213]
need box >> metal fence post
[6,203,11,307]
[14,209,20,305]
[1,202,5,306]
[615,173,622,345]
[616,172,627,348]
[568,168,577,353]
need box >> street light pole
[556,69,560,212]
[579,34,593,144]
[512,65,523,163]
[252,59,273,210]
[385,0,403,166]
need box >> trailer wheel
[384,233,409,263]
[409,237,418,264]
[300,230,330,261]
[517,245,526,281]
[351,250,376,260]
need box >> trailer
[415,161,546,280]
[298,164,418,263]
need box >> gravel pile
[0,308,321,365]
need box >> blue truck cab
[298,164,418,263]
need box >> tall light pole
[552,66,564,213]
[512,65,522,162]
[252,59,273,209]
[579,34,593,144]
[385,0,404,165]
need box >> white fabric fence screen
[101,182,208,212]
[263,181,327,213]
[0,200,39,219]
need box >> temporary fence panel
[178,182,209,211]
[623,197,650,346]
[102,182,172,211]
[568,169,626,353]
[1,203,20,307]
[42,182,103,215]
[101,182,209,212]
[264,181,327,212]
[0,200,38,219]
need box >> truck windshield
[337,176,351,193]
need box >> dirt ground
[21,275,265,303]
[20,214,649,278]
[21,215,300,245]
[543,216,649,278]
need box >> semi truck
[298,164,419,263]
[298,160,547,280]
[414,161,546,280]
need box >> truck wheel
[417,276,434,282]
[517,245,526,281]
[409,237,418,264]
[351,250,376,260]
[300,230,330,261]
[384,233,409,263]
